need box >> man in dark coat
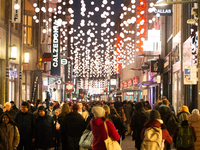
[35,106,55,149]
[130,102,148,150]
[15,102,36,150]
[61,103,86,150]
[124,101,133,135]
[158,99,179,150]
[10,101,19,113]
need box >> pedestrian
[90,106,120,150]
[35,106,55,150]
[0,112,20,150]
[141,110,172,149]
[4,102,17,119]
[10,101,19,113]
[188,109,200,150]
[47,102,55,117]
[173,112,196,150]
[158,99,179,150]
[124,101,133,135]
[53,108,61,150]
[130,102,148,150]
[14,102,36,150]
[109,106,126,144]
[77,102,88,121]
[58,103,71,150]
[177,105,190,123]
[61,103,86,150]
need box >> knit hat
[149,110,161,120]
[22,102,29,108]
[179,106,189,113]
[192,109,199,115]
[92,106,105,118]
[135,102,143,110]
[38,106,46,111]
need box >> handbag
[104,122,122,150]
[79,129,93,149]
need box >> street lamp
[23,52,29,64]
[10,45,17,60]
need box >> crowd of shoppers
[0,97,199,150]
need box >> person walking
[0,112,20,150]
[35,106,55,150]
[141,110,172,149]
[188,109,200,150]
[4,102,17,119]
[14,102,36,150]
[61,103,86,150]
[173,112,196,150]
[53,108,61,150]
[177,105,190,123]
[124,101,133,135]
[130,102,148,150]
[90,106,120,150]
[77,102,88,121]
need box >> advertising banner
[184,65,197,85]
[12,0,21,23]
[66,82,74,93]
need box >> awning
[138,81,158,86]
[115,87,147,93]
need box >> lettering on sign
[133,77,138,85]
[120,82,123,89]
[12,0,21,23]
[128,79,132,86]
[51,13,60,76]
[124,81,127,88]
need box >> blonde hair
[103,105,110,115]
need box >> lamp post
[155,0,200,108]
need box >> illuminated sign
[128,79,132,86]
[124,81,128,88]
[120,82,123,89]
[126,92,134,96]
[148,30,160,42]
[154,5,172,16]
[51,13,60,76]
[12,0,21,23]
[191,25,197,65]
[66,82,74,93]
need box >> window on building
[23,15,33,46]
[0,0,5,21]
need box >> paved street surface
[121,135,136,150]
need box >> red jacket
[90,118,120,150]
[141,119,173,144]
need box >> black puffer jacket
[35,114,55,149]
[61,112,86,137]
[14,111,36,140]
[158,106,179,135]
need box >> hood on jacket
[188,114,200,123]
[143,119,162,128]
[91,117,104,126]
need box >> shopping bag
[79,129,93,149]
[104,122,122,150]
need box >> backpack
[137,112,149,132]
[141,127,164,150]
[176,126,194,148]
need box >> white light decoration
[35,19,39,23]
[33,15,37,20]
[35,7,40,13]
[14,3,20,10]
[33,3,37,7]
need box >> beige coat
[0,123,20,150]
[188,114,200,150]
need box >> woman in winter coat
[188,109,200,150]
[173,112,197,150]
[177,106,190,123]
[141,110,172,149]
[35,106,55,150]
[90,106,120,150]
[0,112,20,150]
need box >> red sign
[66,82,74,93]
[124,81,128,88]
[133,77,138,85]
[120,82,123,89]
[128,79,132,86]
[126,92,134,96]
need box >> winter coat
[124,103,133,123]
[158,105,179,135]
[141,119,173,144]
[173,125,196,150]
[5,110,17,119]
[90,118,120,150]
[188,114,200,150]
[35,114,55,149]
[61,112,86,137]
[14,111,36,141]
[0,123,20,150]
[109,114,126,140]
[177,111,190,123]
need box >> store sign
[143,41,161,51]
[41,26,47,44]
[128,79,132,86]
[184,65,197,85]
[151,60,163,73]
[133,77,138,85]
[191,25,197,65]
[124,81,127,88]
[111,79,116,85]
[157,75,161,83]
[9,69,18,78]
[148,30,160,42]
[66,82,74,93]
[12,0,21,23]
[126,92,134,96]
[65,59,72,82]
[51,14,60,76]
[31,70,41,102]
[154,5,172,16]
[61,59,67,65]
[120,82,123,89]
